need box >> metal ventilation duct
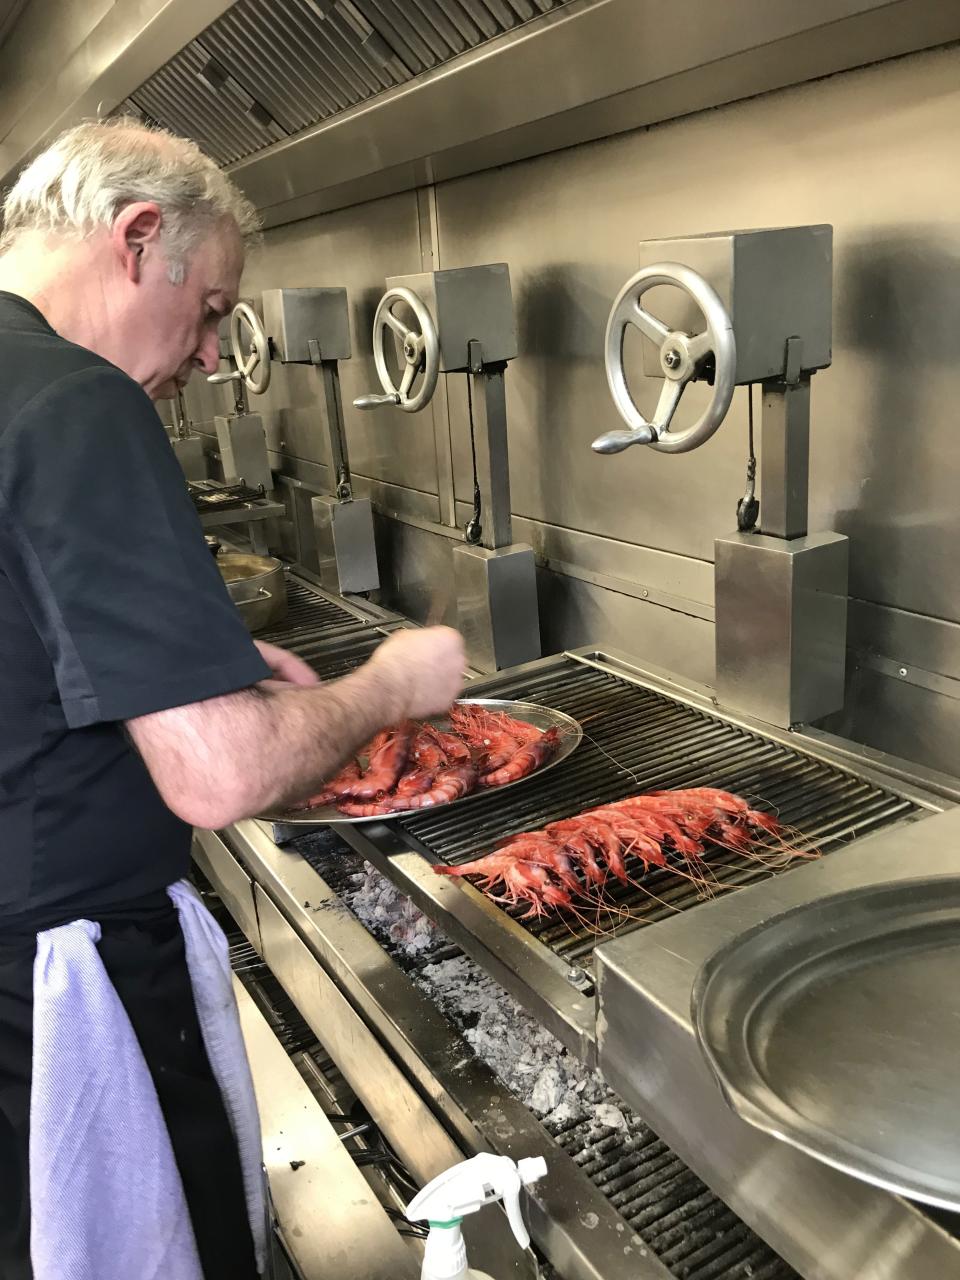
[125,0,573,167]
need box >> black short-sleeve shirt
[0,292,270,924]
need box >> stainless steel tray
[261,699,582,826]
[692,876,960,1211]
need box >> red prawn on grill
[433,787,818,928]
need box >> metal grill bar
[398,659,922,961]
[255,580,369,649]
[551,1113,798,1280]
[299,631,387,681]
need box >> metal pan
[692,876,960,1211]
[261,698,582,826]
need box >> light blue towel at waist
[29,879,266,1280]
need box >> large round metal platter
[692,876,960,1211]
[260,698,582,826]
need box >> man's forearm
[128,660,409,827]
[245,661,410,811]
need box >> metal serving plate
[692,876,960,1211]
[261,699,582,826]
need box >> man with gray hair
[0,120,464,1279]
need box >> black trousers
[0,894,259,1280]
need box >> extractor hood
[3,0,960,224]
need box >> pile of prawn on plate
[434,787,820,929]
[292,702,565,818]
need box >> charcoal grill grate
[549,1112,798,1280]
[252,578,389,679]
[299,631,387,682]
[256,580,368,651]
[398,657,922,961]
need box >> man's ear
[112,202,164,283]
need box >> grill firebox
[296,833,800,1280]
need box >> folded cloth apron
[28,880,266,1280]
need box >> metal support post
[310,341,352,499]
[467,342,513,551]
[760,377,810,539]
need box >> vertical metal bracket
[783,335,804,386]
[760,376,810,540]
[466,341,513,551]
[309,338,352,500]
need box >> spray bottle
[405,1152,547,1280]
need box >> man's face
[129,219,244,401]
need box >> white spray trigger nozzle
[406,1153,547,1252]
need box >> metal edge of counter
[233,976,421,1280]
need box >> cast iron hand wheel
[592,263,736,455]
[353,287,440,414]
[208,301,271,395]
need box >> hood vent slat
[125,0,571,167]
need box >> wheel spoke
[384,308,408,339]
[686,330,713,363]
[653,379,683,431]
[630,304,671,347]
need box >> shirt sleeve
[0,363,270,727]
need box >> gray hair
[0,119,260,279]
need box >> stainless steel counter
[234,977,420,1280]
[595,806,960,1280]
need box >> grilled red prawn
[448,705,517,770]
[480,727,561,788]
[343,722,415,800]
[325,759,364,798]
[293,789,337,811]
[435,851,574,918]
[430,725,473,764]
[387,763,478,811]
[494,833,581,892]
[393,765,435,798]
[334,799,397,817]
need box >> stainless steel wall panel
[535,570,715,687]
[436,46,960,626]
[189,190,441,496]
[372,514,460,626]
[0,0,26,50]
[175,43,960,777]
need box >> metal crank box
[261,287,351,364]
[638,226,833,383]
[311,494,379,596]
[452,542,540,672]
[386,264,517,371]
[214,412,272,494]
[714,529,848,728]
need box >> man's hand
[254,640,319,687]
[369,626,465,720]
